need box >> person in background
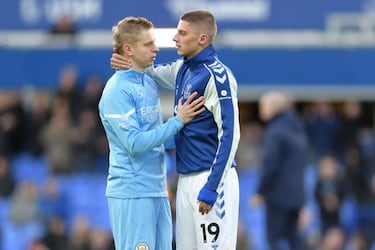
[314,155,348,235]
[39,97,75,174]
[98,16,205,250]
[305,100,340,161]
[9,181,40,225]
[251,91,309,250]
[0,154,15,198]
[50,15,77,34]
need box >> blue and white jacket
[147,45,240,198]
[98,69,184,199]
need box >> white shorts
[175,167,239,250]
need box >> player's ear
[198,34,209,45]
[123,43,133,56]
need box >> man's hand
[198,201,213,215]
[177,92,205,124]
[197,187,217,215]
[110,49,131,70]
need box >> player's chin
[149,57,156,63]
[176,48,183,56]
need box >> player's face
[173,20,202,59]
[259,101,273,121]
[131,29,159,71]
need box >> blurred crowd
[0,65,112,250]
[1,65,375,250]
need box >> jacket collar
[117,69,145,84]
[183,45,217,69]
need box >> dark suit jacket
[258,111,309,209]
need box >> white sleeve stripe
[103,109,135,119]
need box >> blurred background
[1,0,375,249]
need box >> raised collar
[117,69,145,84]
[183,45,217,69]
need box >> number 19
[200,223,220,243]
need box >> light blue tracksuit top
[98,69,184,199]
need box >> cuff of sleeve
[174,116,184,130]
[197,188,218,206]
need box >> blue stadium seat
[10,153,50,188]
[59,173,110,232]
[238,166,268,250]
[1,218,44,250]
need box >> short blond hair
[112,17,153,55]
[180,10,217,43]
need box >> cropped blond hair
[112,17,153,55]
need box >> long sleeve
[203,64,240,192]
[100,87,183,156]
[146,60,184,90]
